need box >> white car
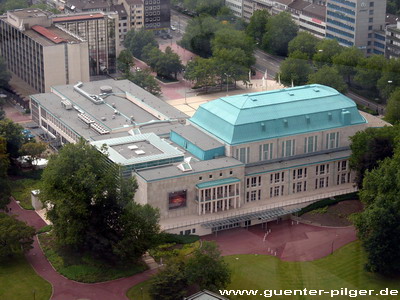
[170,25,177,31]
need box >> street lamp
[224,73,231,95]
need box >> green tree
[354,55,387,91]
[0,0,29,14]
[212,27,255,68]
[20,141,47,168]
[117,49,135,75]
[278,51,312,86]
[246,9,269,44]
[308,65,347,94]
[125,69,161,96]
[384,88,400,124]
[194,0,224,16]
[332,47,363,84]
[0,119,24,158]
[180,15,221,58]
[0,137,10,209]
[312,39,343,67]
[124,28,158,59]
[150,47,183,79]
[377,58,400,100]
[113,202,160,261]
[353,148,400,275]
[185,241,231,292]
[0,213,35,262]
[262,12,298,56]
[41,140,159,261]
[184,57,217,92]
[149,259,188,300]
[349,126,396,188]
[214,48,250,88]
[0,56,11,89]
[288,32,319,59]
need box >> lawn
[127,241,400,300]
[0,255,52,300]
[39,232,148,283]
[9,169,43,210]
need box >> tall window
[259,143,273,161]
[236,147,250,163]
[281,139,295,158]
[270,172,285,184]
[326,132,339,149]
[304,136,318,153]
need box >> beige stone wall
[43,45,66,92]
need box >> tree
[212,27,255,68]
[194,0,224,16]
[377,58,400,101]
[0,56,11,89]
[354,55,387,92]
[125,68,161,96]
[112,202,160,261]
[0,213,35,262]
[0,0,29,14]
[124,28,158,59]
[117,50,134,75]
[308,65,347,94]
[146,47,183,79]
[185,241,231,292]
[184,57,218,92]
[0,119,24,158]
[288,32,319,59]
[349,126,396,188]
[20,141,47,168]
[332,47,363,84]
[180,16,221,58]
[312,39,343,67]
[41,140,159,261]
[353,148,400,275]
[149,259,188,300]
[246,10,269,44]
[384,88,400,124]
[262,12,298,56]
[0,137,10,209]
[278,51,312,86]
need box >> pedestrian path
[8,199,156,300]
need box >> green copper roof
[190,84,367,145]
[196,177,240,189]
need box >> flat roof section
[53,13,105,23]
[172,125,224,151]
[91,133,184,166]
[137,157,244,182]
[111,141,163,160]
[9,9,50,19]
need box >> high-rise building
[325,0,386,54]
[143,0,170,30]
[53,12,120,75]
[0,9,89,93]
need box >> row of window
[327,3,355,16]
[198,170,234,181]
[236,132,340,164]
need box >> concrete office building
[325,0,386,54]
[30,79,385,235]
[53,12,120,75]
[143,0,171,30]
[386,20,400,58]
[226,0,245,18]
[0,9,89,93]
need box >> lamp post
[224,73,231,95]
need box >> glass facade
[55,16,117,75]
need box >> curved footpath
[8,200,156,300]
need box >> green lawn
[10,178,41,210]
[39,232,148,283]
[127,241,400,300]
[0,255,52,300]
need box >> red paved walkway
[3,102,31,123]
[202,220,357,261]
[8,200,156,300]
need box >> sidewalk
[8,199,156,300]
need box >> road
[170,9,385,114]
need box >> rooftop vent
[90,122,109,135]
[78,113,95,125]
[313,88,320,92]
[128,145,138,150]
[328,112,332,120]
[306,115,310,124]
[101,116,107,121]
[100,85,113,94]
[61,99,72,110]
[135,150,145,155]
[288,92,294,96]
[283,119,288,127]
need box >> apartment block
[0,9,89,93]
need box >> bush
[37,224,53,234]
[298,192,358,216]
[159,232,200,244]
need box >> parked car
[170,25,177,31]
